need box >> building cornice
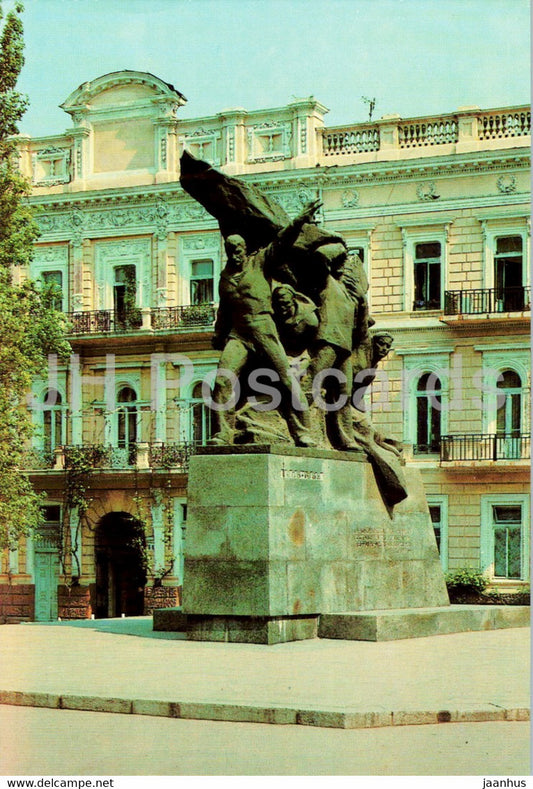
[28,147,529,210]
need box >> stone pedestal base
[186,614,319,644]
[153,604,530,642]
[179,445,450,642]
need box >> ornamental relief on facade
[496,174,517,194]
[32,244,69,266]
[247,120,292,162]
[182,235,219,251]
[416,182,440,201]
[340,189,359,208]
[269,187,313,214]
[35,196,211,241]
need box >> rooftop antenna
[361,96,376,122]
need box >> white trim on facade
[399,223,450,312]
[427,495,449,571]
[480,216,530,290]
[480,493,530,582]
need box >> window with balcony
[116,386,138,464]
[413,242,441,310]
[42,389,65,454]
[190,381,214,446]
[496,369,524,458]
[494,235,524,310]
[113,265,141,330]
[190,259,214,305]
[415,373,441,453]
[41,271,64,311]
[496,370,522,435]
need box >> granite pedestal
[180,445,449,643]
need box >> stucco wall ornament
[183,235,218,251]
[416,182,440,201]
[271,188,313,214]
[155,198,170,240]
[341,189,359,208]
[70,208,85,247]
[496,174,517,194]
[33,245,69,267]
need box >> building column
[70,508,82,577]
[151,500,165,574]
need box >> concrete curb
[0,689,528,730]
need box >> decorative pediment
[60,70,187,120]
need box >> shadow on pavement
[24,616,186,640]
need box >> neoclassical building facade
[0,71,530,622]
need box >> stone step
[318,605,531,641]
[154,604,530,643]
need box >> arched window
[496,370,524,459]
[496,370,522,436]
[42,389,64,453]
[415,373,441,453]
[190,381,213,446]
[117,386,138,449]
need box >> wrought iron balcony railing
[62,443,192,471]
[440,434,531,462]
[148,442,193,470]
[25,443,194,471]
[444,287,531,315]
[64,444,138,469]
[24,448,57,469]
[66,304,217,335]
[151,303,216,330]
[67,310,142,335]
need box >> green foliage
[121,267,142,328]
[445,567,489,593]
[132,476,176,587]
[0,2,71,550]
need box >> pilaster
[217,108,248,174]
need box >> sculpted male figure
[305,242,367,450]
[209,200,322,447]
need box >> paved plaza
[0,617,529,725]
[0,617,529,774]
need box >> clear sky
[9,0,531,137]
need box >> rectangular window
[414,242,441,310]
[492,505,522,579]
[113,265,141,329]
[494,236,523,310]
[190,259,214,304]
[41,271,64,311]
[429,505,442,554]
[427,496,448,569]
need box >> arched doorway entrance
[94,512,146,618]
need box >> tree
[0,2,70,550]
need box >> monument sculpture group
[152,152,528,644]
[161,151,453,644]
[180,151,407,506]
